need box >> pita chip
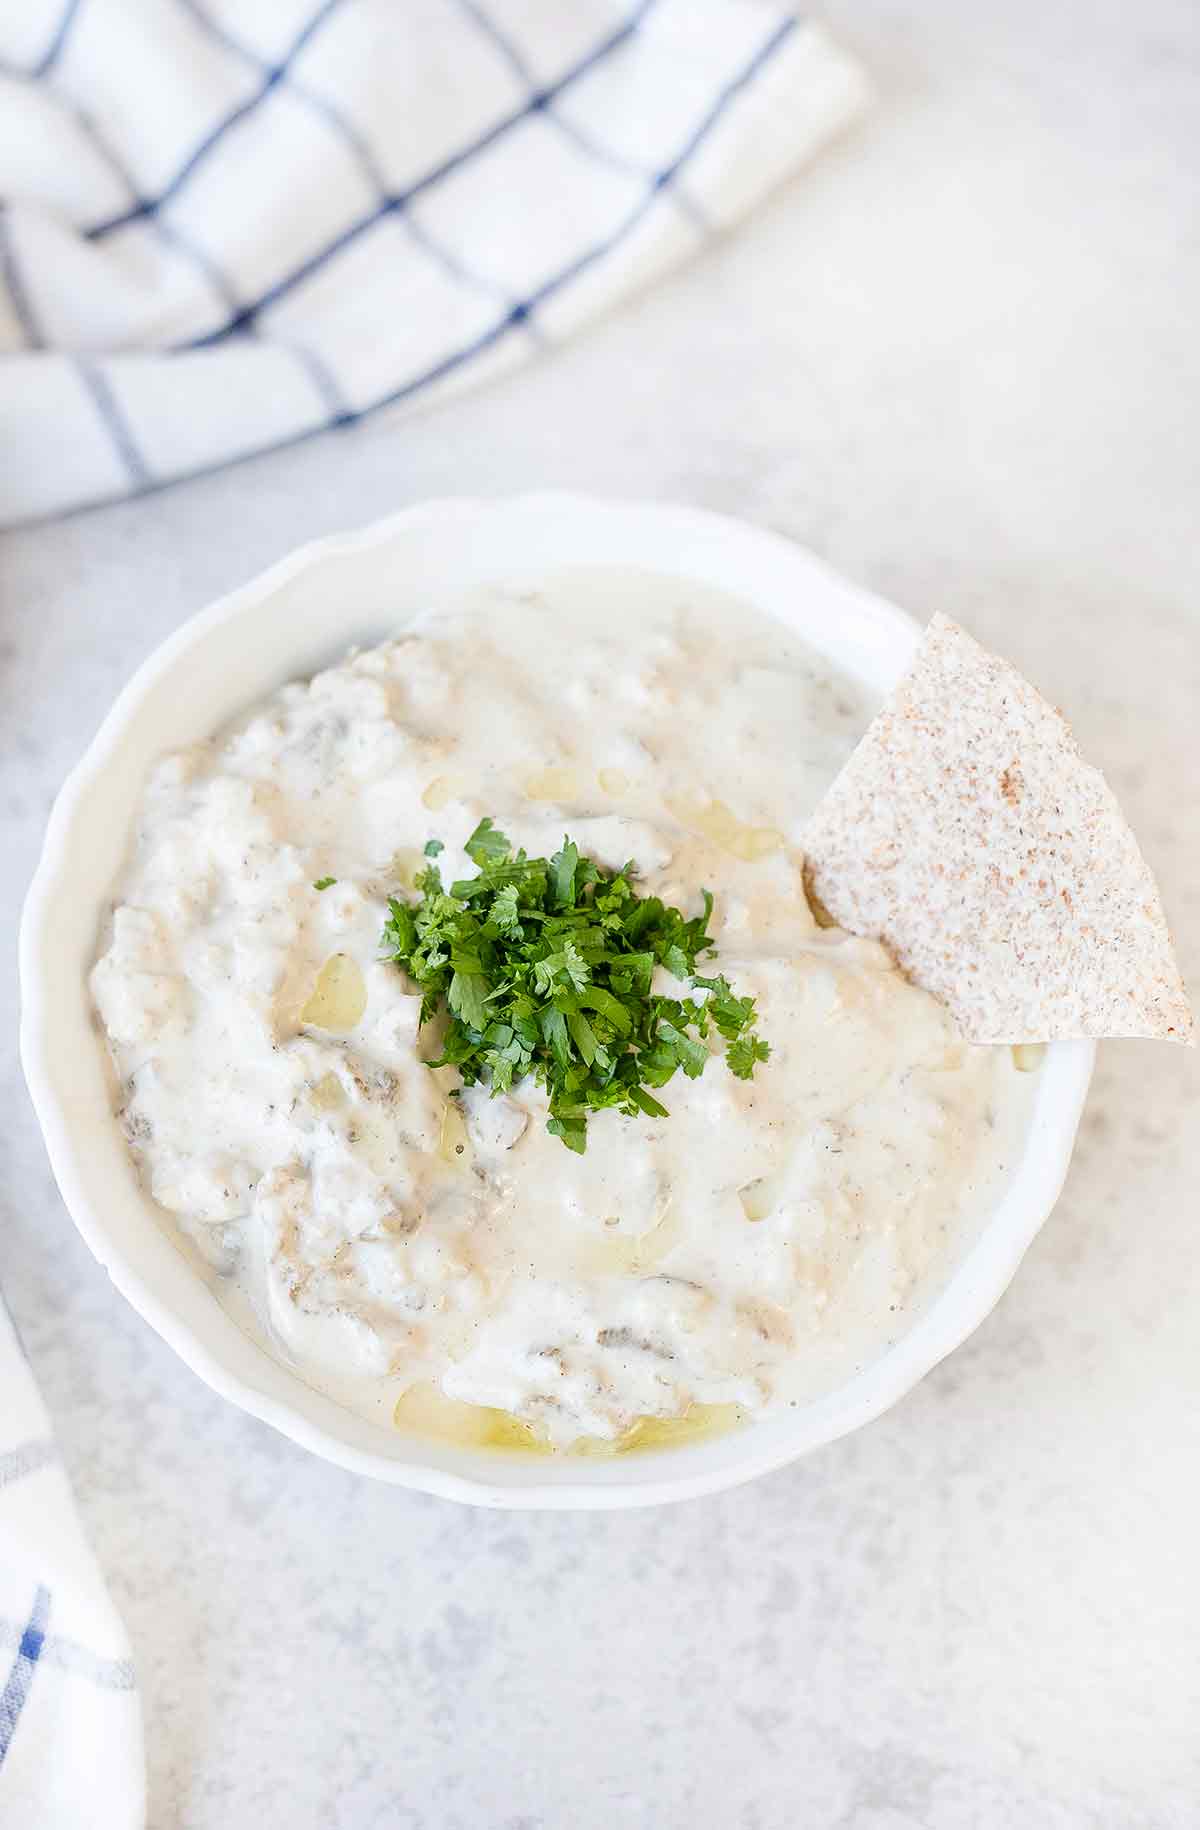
[803,614,1193,1045]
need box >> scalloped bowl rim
[19,494,1093,1508]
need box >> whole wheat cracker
[802,614,1193,1045]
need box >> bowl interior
[20,496,1092,1507]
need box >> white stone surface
[3,1,1199,1823]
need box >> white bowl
[20,495,1093,1508]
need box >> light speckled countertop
[4,2,1199,1824]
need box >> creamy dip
[92,571,1033,1451]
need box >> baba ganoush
[91,570,1035,1452]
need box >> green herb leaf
[380,822,768,1150]
[550,836,580,908]
[464,817,511,867]
[547,1103,588,1154]
[539,1005,572,1070]
[447,969,490,1032]
[312,876,337,891]
[656,1018,709,1080]
[488,882,523,938]
[727,1034,771,1080]
[383,897,416,957]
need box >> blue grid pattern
[0,1611,136,1694]
[184,0,669,344]
[0,0,867,521]
[173,0,539,419]
[0,1296,143,1804]
[0,1584,50,1766]
[90,0,347,236]
[314,13,800,430]
[77,360,153,488]
[32,0,82,77]
[0,207,42,346]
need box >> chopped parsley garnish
[312,876,337,891]
[381,818,769,1153]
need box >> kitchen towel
[0,0,868,524]
[0,1301,144,1829]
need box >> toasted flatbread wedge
[803,614,1193,1044]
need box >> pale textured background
[4,1,1199,1824]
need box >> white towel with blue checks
[0,1303,144,1828]
[0,0,868,525]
